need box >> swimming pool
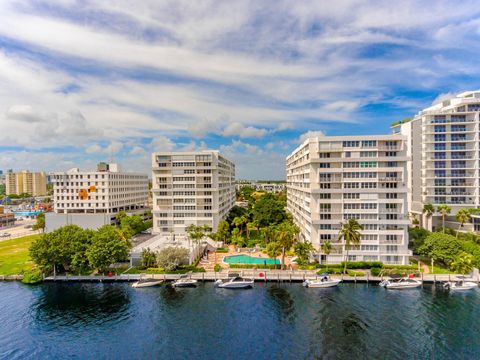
[14,211,41,217]
[223,254,280,265]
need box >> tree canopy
[252,193,287,227]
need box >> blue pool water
[1,282,479,359]
[224,254,280,265]
[13,211,41,217]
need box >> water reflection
[32,283,130,327]
[267,285,296,322]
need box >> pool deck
[199,245,292,271]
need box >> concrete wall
[45,212,114,232]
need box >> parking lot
[0,218,39,241]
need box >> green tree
[294,240,315,265]
[252,193,287,227]
[120,215,145,236]
[409,212,419,228]
[437,204,451,233]
[275,221,300,269]
[408,227,431,254]
[29,225,91,273]
[141,248,157,268]
[215,220,230,243]
[116,210,128,224]
[422,203,434,230]
[455,208,471,239]
[231,228,246,247]
[418,232,461,266]
[450,252,475,274]
[156,247,189,271]
[86,225,130,272]
[265,242,282,268]
[32,212,46,232]
[338,218,363,274]
[321,240,332,271]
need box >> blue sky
[1,1,480,179]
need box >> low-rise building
[47,162,149,231]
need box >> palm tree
[422,203,434,230]
[409,212,419,228]
[455,208,471,239]
[275,221,300,270]
[338,218,363,275]
[437,204,451,233]
[321,240,332,271]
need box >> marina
[1,281,480,359]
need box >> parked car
[24,225,33,229]
[0,233,10,238]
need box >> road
[0,218,40,241]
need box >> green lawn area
[0,234,40,275]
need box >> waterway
[1,281,479,359]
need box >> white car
[0,233,10,238]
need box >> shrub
[214,264,222,272]
[347,270,365,276]
[22,269,43,284]
[215,248,229,253]
[370,267,382,276]
[340,261,384,269]
[156,247,189,271]
[383,264,417,270]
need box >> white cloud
[298,130,325,143]
[150,136,176,152]
[86,144,102,154]
[222,122,269,138]
[129,146,145,155]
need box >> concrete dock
[41,270,479,284]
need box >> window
[343,141,360,147]
[361,140,377,147]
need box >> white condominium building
[52,163,148,215]
[286,135,412,265]
[6,170,47,196]
[152,151,235,235]
[394,90,480,231]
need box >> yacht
[132,277,164,288]
[172,275,198,288]
[303,274,341,288]
[443,277,478,291]
[379,276,422,289]
[214,276,254,289]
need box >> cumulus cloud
[298,130,326,143]
[150,136,176,152]
[129,146,145,155]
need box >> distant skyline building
[151,151,235,235]
[5,170,47,196]
[286,135,411,265]
[394,90,480,231]
[47,162,148,231]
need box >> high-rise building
[286,135,411,265]
[394,90,480,231]
[47,163,149,231]
[151,151,235,234]
[5,171,47,196]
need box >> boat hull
[385,283,421,289]
[304,280,341,288]
[445,282,478,291]
[132,280,163,288]
[172,280,198,288]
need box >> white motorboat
[379,277,422,289]
[214,276,254,289]
[303,274,341,288]
[172,275,198,288]
[443,278,478,291]
[132,276,164,288]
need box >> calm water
[1,282,479,360]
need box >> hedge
[339,261,384,269]
[228,264,280,270]
[215,248,229,253]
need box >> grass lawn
[0,234,41,275]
